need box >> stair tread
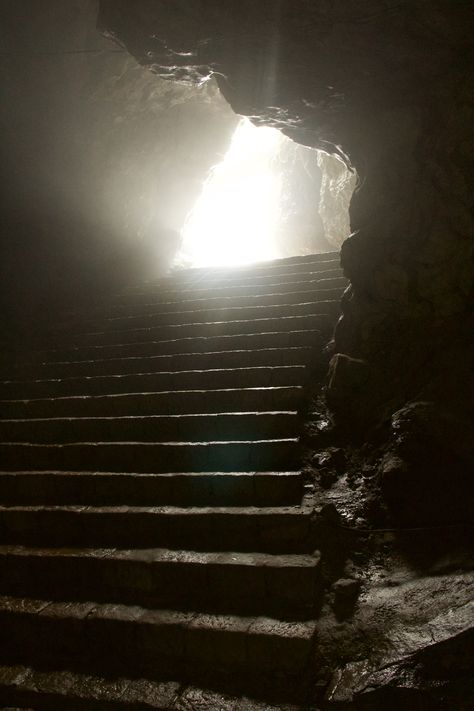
[0,469,301,477]
[0,544,320,568]
[0,663,297,710]
[0,594,318,635]
[1,365,306,387]
[0,438,298,446]
[0,663,180,709]
[0,385,301,404]
[0,504,311,515]
[0,411,297,422]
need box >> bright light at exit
[178,119,285,267]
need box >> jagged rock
[326,354,370,424]
[328,628,474,710]
[313,448,346,470]
[379,401,474,525]
[331,578,361,619]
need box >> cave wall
[99,0,474,521]
[0,0,238,336]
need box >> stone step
[0,664,301,710]
[0,385,304,418]
[136,266,342,292]
[165,252,340,282]
[0,663,179,711]
[0,504,313,551]
[118,276,348,305]
[68,299,342,336]
[0,411,300,444]
[0,471,303,507]
[104,287,345,319]
[0,365,307,400]
[0,597,317,698]
[173,250,339,277]
[68,313,331,348]
[5,347,317,381]
[0,545,321,617]
[29,329,323,365]
[0,438,300,474]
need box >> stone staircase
[0,251,347,709]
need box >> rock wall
[99,0,474,522]
[0,0,238,335]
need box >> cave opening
[174,114,355,269]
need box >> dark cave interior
[0,1,473,709]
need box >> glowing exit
[178,119,285,267]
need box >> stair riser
[5,347,317,381]
[0,472,303,507]
[33,329,323,364]
[0,510,311,552]
[68,314,329,348]
[0,555,320,616]
[0,413,300,445]
[0,440,300,474]
[0,366,307,400]
[137,265,342,292]
[0,386,303,418]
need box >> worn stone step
[5,347,317,381]
[137,266,342,293]
[0,365,307,400]
[0,505,313,551]
[0,385,304,418]
[0,438,300,474]
[67,299,342,336]
[30,328,323,365]
[0,470,304,508]
[68,313,331,349]
[0,597,317,697]
[0,546,322,617]
[0,412,300,444]
[0,664,300,711]
[0,470,303,507]
[0,663,180,710]
[119,277,348,305]
[172,250,339,277]
[105,287,345,319]
[164,252,340,282]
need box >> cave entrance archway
[175,116,355,268]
